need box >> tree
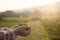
[33,9,42,21]
[21,11,32,17]
[0,10,20,17]
[0,14,3,20]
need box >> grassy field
[1,16,60,40]
[0,17,21,28]
[0,17,50,40]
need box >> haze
[0,0,59,11]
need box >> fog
[0,0,59,11]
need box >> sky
[0,0,60,11]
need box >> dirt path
[16,21,49,40]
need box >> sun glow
[0,0,59,11]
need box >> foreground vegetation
[0,16,60,40]
[0,10,60,40]
[0,17,50,40]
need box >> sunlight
[0,0,59,11]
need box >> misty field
[0,9,60,40]
[0,17,50,40]
[0,16,60,40]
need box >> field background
[0,2,60,40]
[0,15,60,40]
[0,17,50,40]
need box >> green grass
[0,21,50,40]
[16,21,49,40]
[0,21,20,28]
[0,17,50,40]
[0,17,30,28]
[3,17,21,21]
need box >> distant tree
[34,9,41,17]
[0,13,3,20]
[33,9,42,21]
[0,10,20,17]
[21,11,32,17]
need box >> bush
[41,16,60,40]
